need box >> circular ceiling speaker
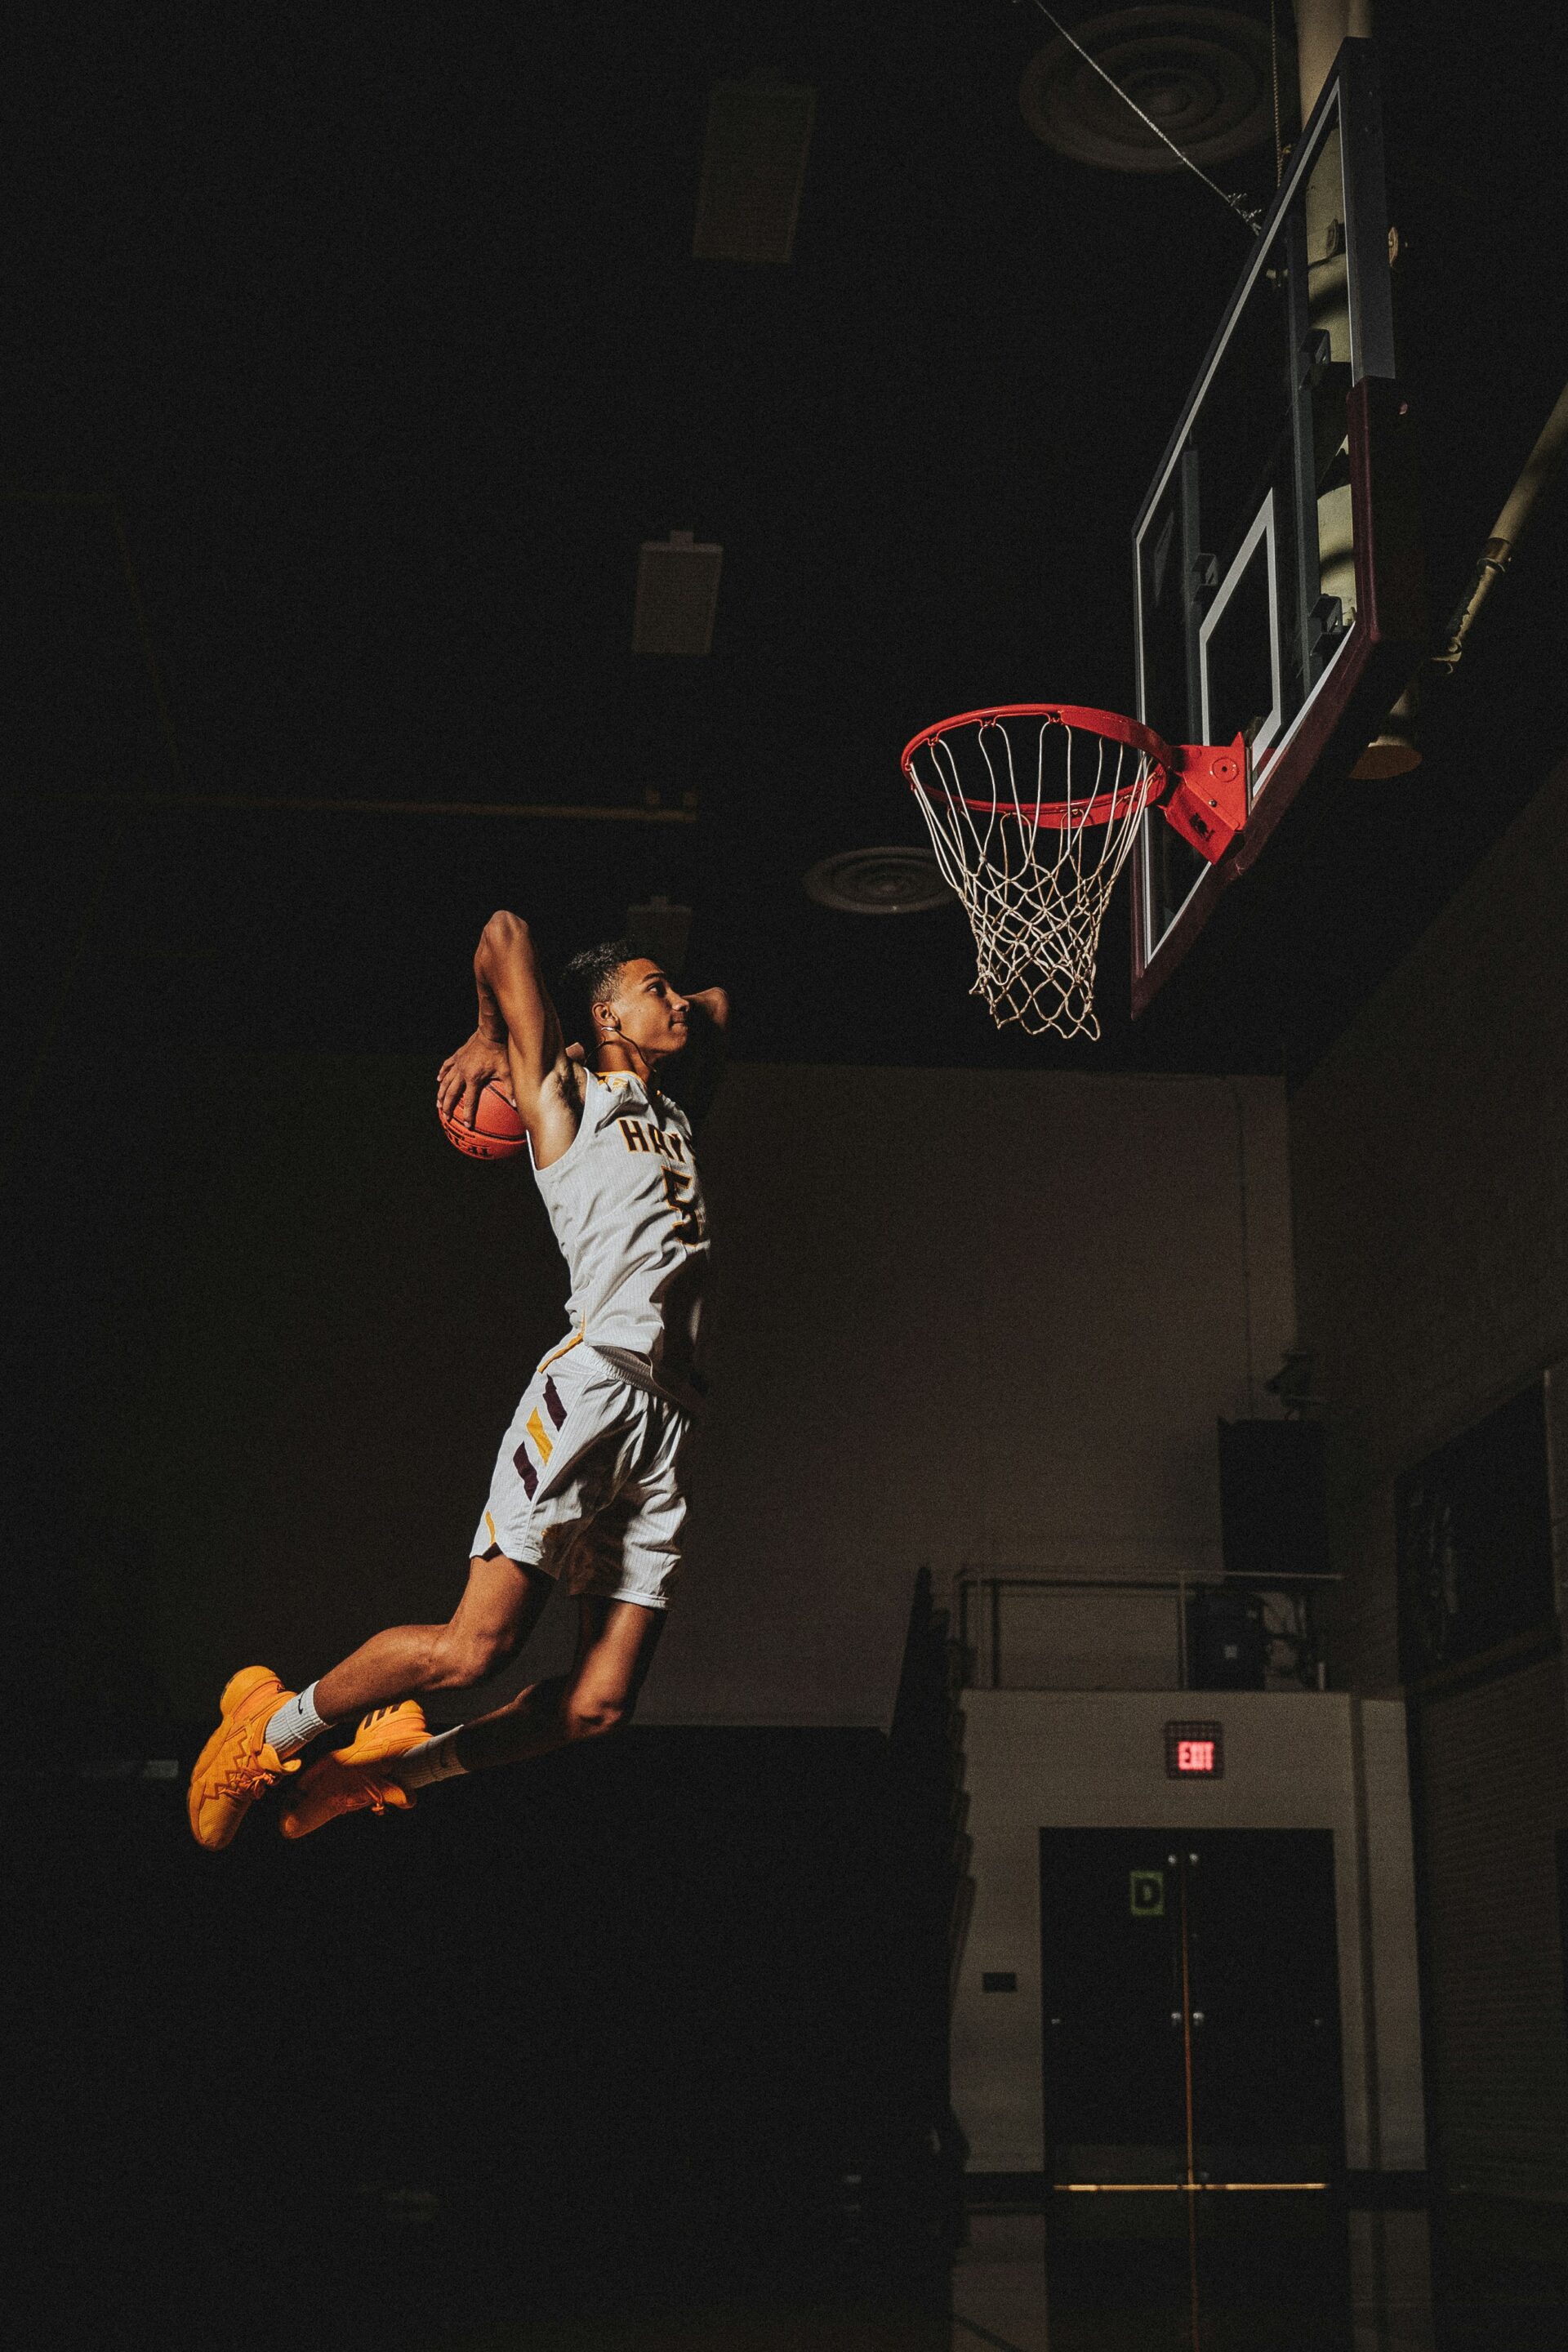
[1019,6,1282,174]
[803,847,954,915]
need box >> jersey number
[661,1166,703,1245]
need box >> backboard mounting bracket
[1161,736,1249,863]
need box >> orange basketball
[439,1082,528,1162]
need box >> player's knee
[565,1690,628,1741]
[428,1622,518,1689]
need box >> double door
[1040,1827,1348,2350]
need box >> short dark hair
[559,938,636,1040]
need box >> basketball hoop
[901,703,1246,1039]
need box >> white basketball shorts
[470,1343,693,1610]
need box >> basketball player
[186,910,727,1848]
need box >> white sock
[264,1681,336,1760]
[393,1727,469,1791]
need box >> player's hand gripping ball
[439,1084,528,1162]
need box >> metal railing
[954,1566,1340,1693]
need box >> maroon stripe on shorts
[513,1444,538,1497]
[543,1376,568,1429]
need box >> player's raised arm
[685,985,730,1031]
[437,911,570,1133]
[477,911,567,1100]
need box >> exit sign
[1165,1720,1224,1778]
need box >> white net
[905,708,1159,1040]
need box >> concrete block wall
[1289,751,1568,1692]
[1287,749,1568,2198]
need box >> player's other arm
[686,985,730,1031]
[437,911,569,1131]
[672,983,731,1126]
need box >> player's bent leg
[560,1594,666,1739]
[311,1548,552,1721]
[278,1550,553,1839]
[196,1551,551,1848]
[417,1596,665,1778]
[270,1389,679,1837]
[280,1592,664,1837]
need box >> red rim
[901,702,1173,831]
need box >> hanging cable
[1014,0,1263,233]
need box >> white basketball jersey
[531,1069,710,1405]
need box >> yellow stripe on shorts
[525,1407,554,1463]
[537,1326,585,1374]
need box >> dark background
[8,1725,956,2347]
[4,9,1566,2341]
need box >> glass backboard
[1131,39,1424,1013]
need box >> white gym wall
[645,1062,1295,1725]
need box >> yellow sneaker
[278,1701,430,1841]
[187,1667,302,1851]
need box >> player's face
[604,959,690,1058]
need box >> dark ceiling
[7,0,1566,1085]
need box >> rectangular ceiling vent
[693,81,816,265]
[632,530,724,656]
